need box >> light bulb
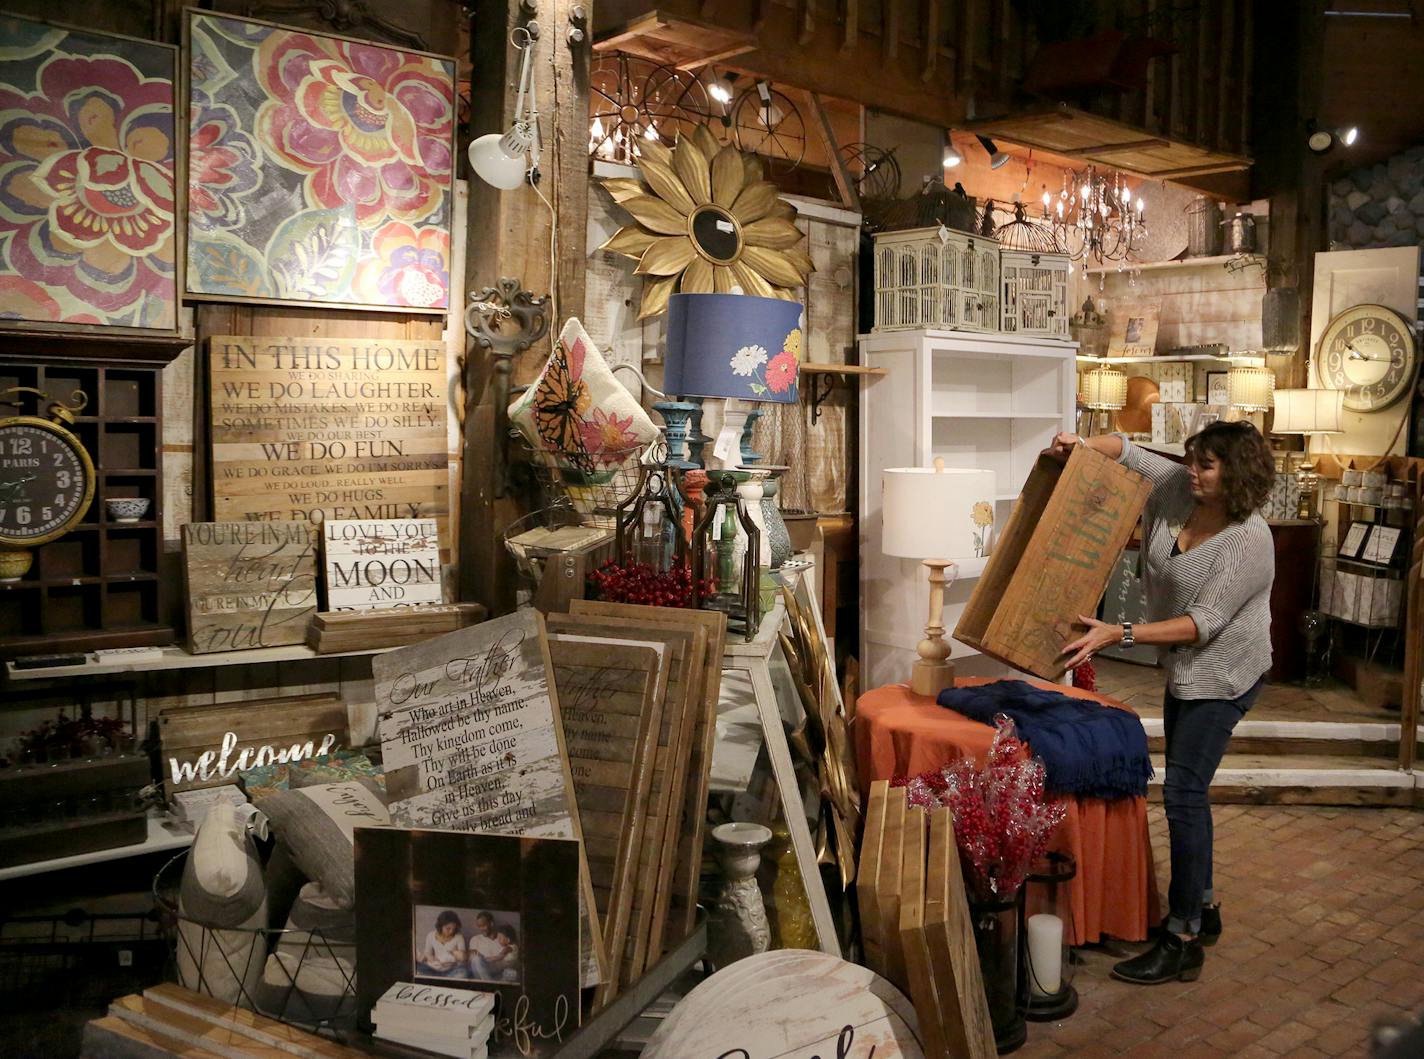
[1340,125,1358,146]
[944,143,963,168]
[644,123,659,141]
[709,83,732,104]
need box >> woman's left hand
[1059,614,1122,670]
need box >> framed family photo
[1106,300,1162,357]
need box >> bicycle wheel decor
[730,83,806,175]
[589,53,715,163]
[598,125,814,318]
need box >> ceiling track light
[944,132,963,169]
[976,134,1010,170]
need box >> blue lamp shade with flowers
[665,293,804,404]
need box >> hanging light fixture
[1226,365,1275,412]
[1043,165,1146,265]
[469,27,541,189]
[976,134,1011,169]
[944,132,963,169]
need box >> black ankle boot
[1111,932,1204,985]
[1199,904,1221,947]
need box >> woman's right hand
[1043,431,1081,465]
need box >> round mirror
[689,204,742,264]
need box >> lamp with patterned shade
[665,292,804,470]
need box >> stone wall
[1328,146,1424,250]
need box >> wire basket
[511,433,664,528]
[153,852,359,1032]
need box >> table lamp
[881,461,996,696]
[1271,388,1344,518]
[1226,365,1275,413]
[664,292,804,471]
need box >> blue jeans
[1162,677,1262,935]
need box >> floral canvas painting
[186,12,454,311]
[0,16,177,329]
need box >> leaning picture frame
[1106,300,1162,357]
[1338,521,1371,560]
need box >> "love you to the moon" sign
[208,335,448,527]
[322,518,444,611]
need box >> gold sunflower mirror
[599,124,815,319]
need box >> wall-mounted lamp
[469,27,542,189]
[976,134,1010,169]
[1306,121,1359,155]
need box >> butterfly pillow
[509,317,660,484]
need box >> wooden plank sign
[568,600,727,948]
[876,785,910,997]
[159,694,346,794]
[898,806,948,1059]
[956,446,1151,679]
[925,806,997,1059]
[321,518,443,611]
[546,637,665,1005]
[372,610,607,987]
[181,521,318,654]
[858,779,890,977]
[208,336,447,526]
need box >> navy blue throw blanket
[936,680,1153,799]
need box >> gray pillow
[289,882,356,943]
[177,802,268,1006]
[261,779,389,908]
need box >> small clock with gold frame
[0,387,95,582]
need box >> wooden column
[460,0,593,612]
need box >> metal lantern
[1023,852,1079,1022]
[691,471,761,640]
[614,466,686,572]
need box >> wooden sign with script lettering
[208,335,447,528]
[323,518,443,611]
[955,447,1150,679]
[182,521,319,654]
[159,694,347,795]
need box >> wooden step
[1146,752,1416,807]
[1141,717,1400,758]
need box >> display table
[855,680,1160,944]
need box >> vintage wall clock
[1314,303,1418,413]
[0,387,95,581]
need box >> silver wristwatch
[1121,622,1135,648]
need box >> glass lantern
[1023,851,1079,1021]
[691,471,762,640]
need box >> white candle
[1026,913,1063,997]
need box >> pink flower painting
[0,17,177,328]
[185,12,454,310]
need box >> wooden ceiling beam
[1058,138,1171,156]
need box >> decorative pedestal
[655,401,700,469]
[678,469,709,547]
[759,468,792,569]
[708,821,773,969]
[739,408,765,465]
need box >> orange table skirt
[854,679,1160,944]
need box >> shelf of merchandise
[5,642,393,681]
[856,328,1077,690]
[1084,253,1266,275]
[0,812,192,883]
[1074,353,1267,364]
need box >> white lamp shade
[1272,388,1344,434]
[881,467,996,560]
[1226,365,1275,411]
[468,128,532,190]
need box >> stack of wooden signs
[858,780,997,1059]
[362,603,725,1056]
[371,982,494,1057]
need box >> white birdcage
[872,225,1001,332]
[1000,249,1071,339]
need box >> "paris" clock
[0,387,95,581]
[1314,303,1418,413]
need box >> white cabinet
[857,329,1078,691]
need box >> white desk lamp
[881,461,996,697]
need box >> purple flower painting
[0,16,177,329]
[186,12,454,311]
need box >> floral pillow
[509,317,659,483]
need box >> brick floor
[1014,804,1424,1058]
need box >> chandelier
[1041,166,1147,265]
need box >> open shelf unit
[856,328,1077,689]
[0,330,187,657]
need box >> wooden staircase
[1095,658,1418,808]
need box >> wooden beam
[1239,0,1254,152]
[1144,161,1254,178]
[843,0,858,51]
[799,0,814,45]
[808,92,861,213]
[673,43,756,70]
[957,0,976,91]
[1217,0,1235,151]
[1058,138,1171,156]
[884,0,900,59]
[923,0,941,82]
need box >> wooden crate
[955,446,1150,679]
[0,755,150,866]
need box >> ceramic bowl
[0,550,33,582]
[105,497,151,523]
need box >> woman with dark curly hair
[1047,421,1276,985]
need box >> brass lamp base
[909,559,958,699]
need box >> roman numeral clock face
[0,421,93,545]
[1315,304,1418,413]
